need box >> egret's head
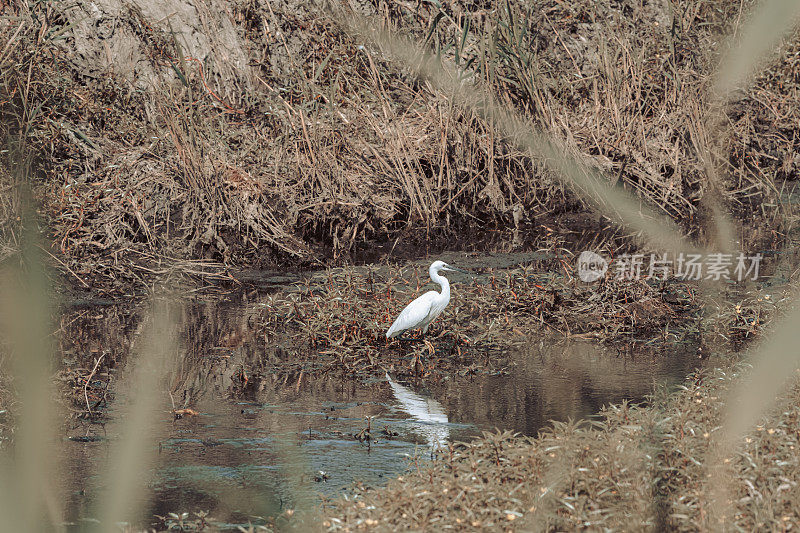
[430,260,468,275]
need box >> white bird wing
[386,291,438,338]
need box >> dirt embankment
[1,0,798,292]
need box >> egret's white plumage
[386,260,465,339]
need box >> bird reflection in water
[385,372,450,450]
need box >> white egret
[386,260,467,339]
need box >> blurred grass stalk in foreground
[0,144,173,529]
[94,299,176,530]
[0,156,61,530]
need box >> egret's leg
[413,352,423,375]
[423,339,435,356]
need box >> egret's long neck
[430,270,451,300]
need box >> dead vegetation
[0,0,798,291]
[0,165,18,263]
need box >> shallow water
[56,280,701,530]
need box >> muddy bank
[54,253,707,423]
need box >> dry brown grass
[0,161,18,260]
[0,0,797,291]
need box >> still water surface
[57,289,701,529]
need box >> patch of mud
[60,0,252,96]
[249,255,702,386]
